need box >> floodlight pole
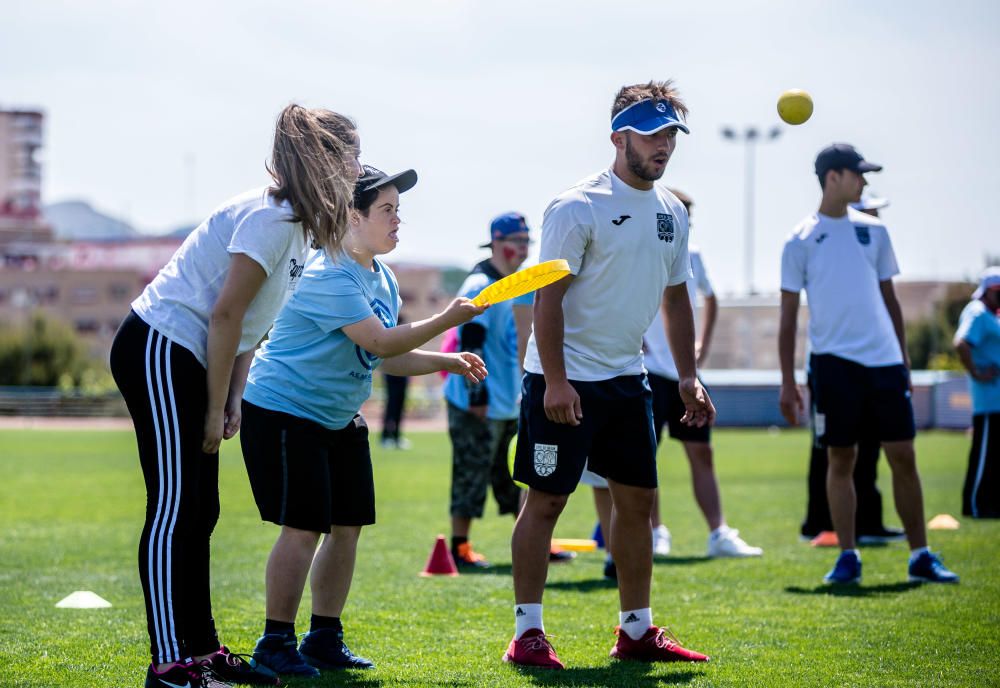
[721,126,782,296]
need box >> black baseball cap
[814,143,882,180]
[353,164,418,209]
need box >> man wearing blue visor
[505,81,714,669]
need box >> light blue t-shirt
[956,299,1000,415]
[443,263,526,420]
[244,251,400,430]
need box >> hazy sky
[4,0,998,295]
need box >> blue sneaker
[908,551,959,583]
[252,633,320,678]
[823,550,861,584]
[300,628,374,670]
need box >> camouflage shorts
[447,403,521,518]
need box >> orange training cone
[419,535,459,577]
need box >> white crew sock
[514,603,543,639]
[709,525,730,540]
[619,607,652,640]
[909,546,930,563]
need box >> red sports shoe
[502,629,565,669]
[610,626,709,662]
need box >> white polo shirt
[132,187,308,367]
[643,248,713,380]
[523,168,691,381]
[780,208,902,367]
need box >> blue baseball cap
[480,212,530,248]
[611,99,690,135]
[815,143,882,180]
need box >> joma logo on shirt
[656,213,674,243]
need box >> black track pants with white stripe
[110,311,221,664]
[964,413,1000,519]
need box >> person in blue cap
[779,143,959,586]
[504,80,714,669]
[240,165,488,678]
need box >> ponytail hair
[267,104,357,255]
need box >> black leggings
[110,311,221,664]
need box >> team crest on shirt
[656,213,674,243]
[854,226,871,246]
[533,443,558,477]
[287,258,304,288]
[355,298,395,371]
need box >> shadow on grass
[784,581,922,597]
[284,670,385,687]
[509,664,703,686]
[545,577,618,592]
[457,563,513,576]
[653,556,712,566]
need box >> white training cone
[56,591,112,608]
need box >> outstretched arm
[381,350,487,383]
[342,298,487,359]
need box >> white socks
[514,603,543,639]
[619,607,652,640]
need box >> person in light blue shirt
[955,267,1000,518]
[240,166,487,678]
[442,212,540,569]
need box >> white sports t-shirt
[780,208,902,367]
[643,248,713,380]
[132,187,308,367]
[523,168,692,381]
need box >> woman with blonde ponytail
[109,104,361,688]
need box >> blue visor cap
[611,99,690,135]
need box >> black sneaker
[603,559,617,582]
[252,634,320,678]
[299,628,375,670]
[205,646,281,685]
[857,526,906,544]
[145,662,232,688]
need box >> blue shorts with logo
[513,372,658,495]
[809,353,916,448]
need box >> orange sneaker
[502,629,565,669]
[610,626,709,663]
[453,542,491,569]
[810,531,840,547]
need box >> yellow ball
[777,89,813,125]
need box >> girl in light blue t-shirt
[240,166,487,676]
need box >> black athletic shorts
[809,353,916,448]
[648,372,711,445]
[240,400,376,531]
[513,372,658,495]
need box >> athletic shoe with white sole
[857,526,907,544]
[502,628,565,669]
[252,634,320,678]
[299,628,374,670]
[652,525,672,557]
[145,662,232,688]
[610,626,709,662]
[707,526,762,558]
[823,550,862,584]
[908,551,959,583]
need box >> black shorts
[809,354,916,448]
[512,373,658,495]
[240,401,375,531]
[649,373,711,445]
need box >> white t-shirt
[523,168,691,381]
[780,208,902,367]
[643,248,713,380]
[132,187,308,366]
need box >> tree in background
[0,312,110,389]
[908,282,980,371]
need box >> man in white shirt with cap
[779,143,959,586]
[504,80,714,669]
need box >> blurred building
[0,108,52,247]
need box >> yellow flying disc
[551,538,598,553]
[508,434,527,489]
[471,259,571,306]
[777,89,813,125]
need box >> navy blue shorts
[513,373,658,495]
[809,354,916,448]
[649,373,711,444]
[240,401,376,531]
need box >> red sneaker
[610,626,709,662]
[502,629,565,669]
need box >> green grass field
[1,428,998,687]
